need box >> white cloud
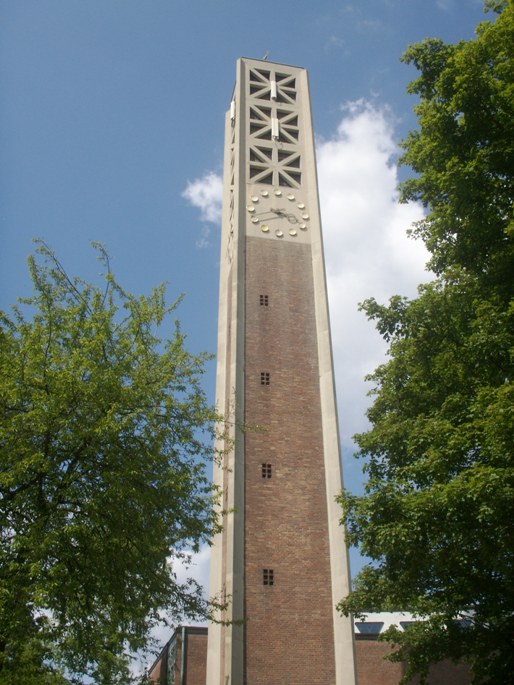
[324,34,347,52]
[195,225,212,250]
[317,100,428,449]
[182,171,223,247]
[436,0,454,11]
[172,545,211,596]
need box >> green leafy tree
[0,242,221,684]
[338,3,514,683]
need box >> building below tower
[148,618,471,685]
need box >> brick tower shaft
[207,58,356,685]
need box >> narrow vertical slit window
[260,372,270,385]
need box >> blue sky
[1,0,491,638]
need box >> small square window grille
[261,463,272,479]
[263,569,274,586]
[260,372,270,385]
[260,294,269,306]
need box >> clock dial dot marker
[275,229,284,237]
[274,190,282,196]
[297,203,305,209]
[247,205,255,212]
[261,224,270,233]
[289,229,297,236]
[287,194,295,201]
[302,213,309,220]
[261,190,269,197]
[251,217,259,223]
[251,195,259,202]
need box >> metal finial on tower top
[262,51,269,60]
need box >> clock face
[246,188,310,239]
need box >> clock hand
[251,208,301,224]
[253,210,284,221]
[270,208,298,224]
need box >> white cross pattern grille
[249,68,297,103]
[247,68,301,188]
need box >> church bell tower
[206,58,356,685]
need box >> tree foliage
[339,3,514,683]
[0,242,221,684]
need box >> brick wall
[407,658,471,685]
[355,637,471,685]
[148,652,167,685]
[150,629,471,685]
[183,630,208,685]
[243,237,336,684]
[355,638,406,685]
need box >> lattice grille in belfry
[249,68,297,103]
[247,70,301,187]
[249,105,273,141]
